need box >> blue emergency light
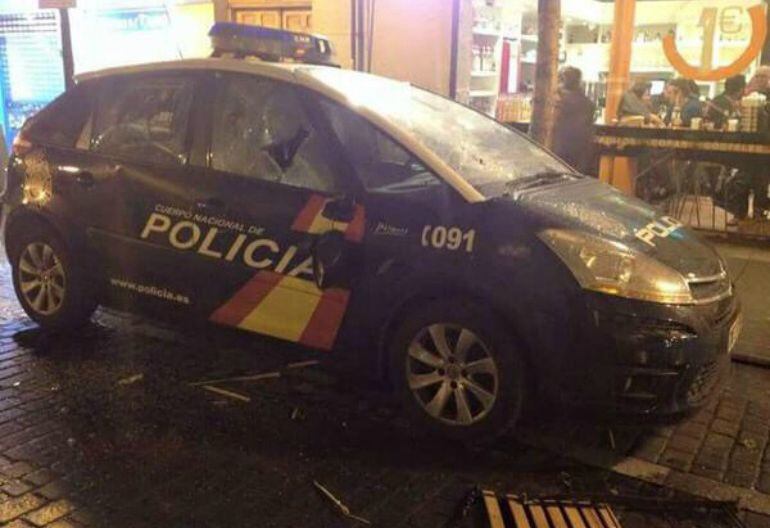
[209,23,337,67]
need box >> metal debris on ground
[188,371,281,386]
[290,407,304,421]
[287,360,321,369]
[478,490,746,528]
[607,428,616,451]
[117,373,144,386]
[313,480,371,525]
[201,385,252,403]
[482,491,622,528]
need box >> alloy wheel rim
[18,242,66,316]
[406,323,499,426]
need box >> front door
[141,72,363,350]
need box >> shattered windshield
[305,67,571,196]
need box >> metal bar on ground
[201,385,251,402]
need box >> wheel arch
[376,279,538,393]
[4,208,69,261]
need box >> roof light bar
[209,23,337,66]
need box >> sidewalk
[714,240,770,366]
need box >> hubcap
[17,242,66,316]
[405,323,499,426]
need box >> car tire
[389,298,526,443]
[10,223,96,331]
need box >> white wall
[313,0,453,96]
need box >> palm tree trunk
[529,0,560,149]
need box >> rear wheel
[10,224,96,331]
[389,299,526,442]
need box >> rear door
[80,71,200,313]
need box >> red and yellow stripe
[291,194,366,243]
[210,271,350,351]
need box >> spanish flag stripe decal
[344,205,366,243]
[299,288,351,350]
[209,271,283,327]
[291,194,326,232]
[238,276,322,341]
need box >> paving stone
[666,434,701,455]
[758,473,770,494]
[23,468,56,487]
[690,464,724,481]
[711,418,741,438]
[746,402,770,420]
[25,499,75,527]
[732,445,763,465]
[724,470,756,488]
[67,509,95,526]
[2,479,32,497]
[47,520,82,528]
[689,409,714,426]
[741,415,770,434]
[3,520,36,528]
[0,493,46,524]
[659,448,694,472]
[1,461,34,479]
[37,479,68,501]
[674,421,708,440]
[716,403,745,423]
[703,432,734,451]
[653,426,675,438]
[694,449,730,471]
[632,435,668,463]
[745,511,770,528]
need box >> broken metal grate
[482,491,622,528]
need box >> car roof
[74,57,308,84]
[74,58,484,204]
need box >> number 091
[422,226,476,253]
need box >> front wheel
[389,299,526,443]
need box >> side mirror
[311,230,351,290]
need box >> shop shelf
[470,90,498,98]
[473,28,501,38]
[471,70,499,78]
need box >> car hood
[513,178,724,279]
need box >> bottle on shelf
[472,46,481,72]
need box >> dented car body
[0,53,740,437]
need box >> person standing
[552,66,596,174]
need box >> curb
[520,432,770,517]
[732,353,770,369]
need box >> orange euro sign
[662,4,767,82]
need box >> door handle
[195,197,225,211]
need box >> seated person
[617,81,664,126]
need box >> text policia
[140,212,315,279]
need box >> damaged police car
[1,24,740,440]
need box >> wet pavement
[0,245,769,526]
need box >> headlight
[538,229,693,304]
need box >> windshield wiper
[505,171,582,197]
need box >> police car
[1,24,741,440]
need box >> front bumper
[556,290,740,417]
